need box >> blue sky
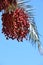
[0,0,43,65]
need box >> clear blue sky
[0,0,43,65]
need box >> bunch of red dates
[0,0,30,41]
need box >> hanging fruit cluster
[0,0,30,41]
[2,8,30,41]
